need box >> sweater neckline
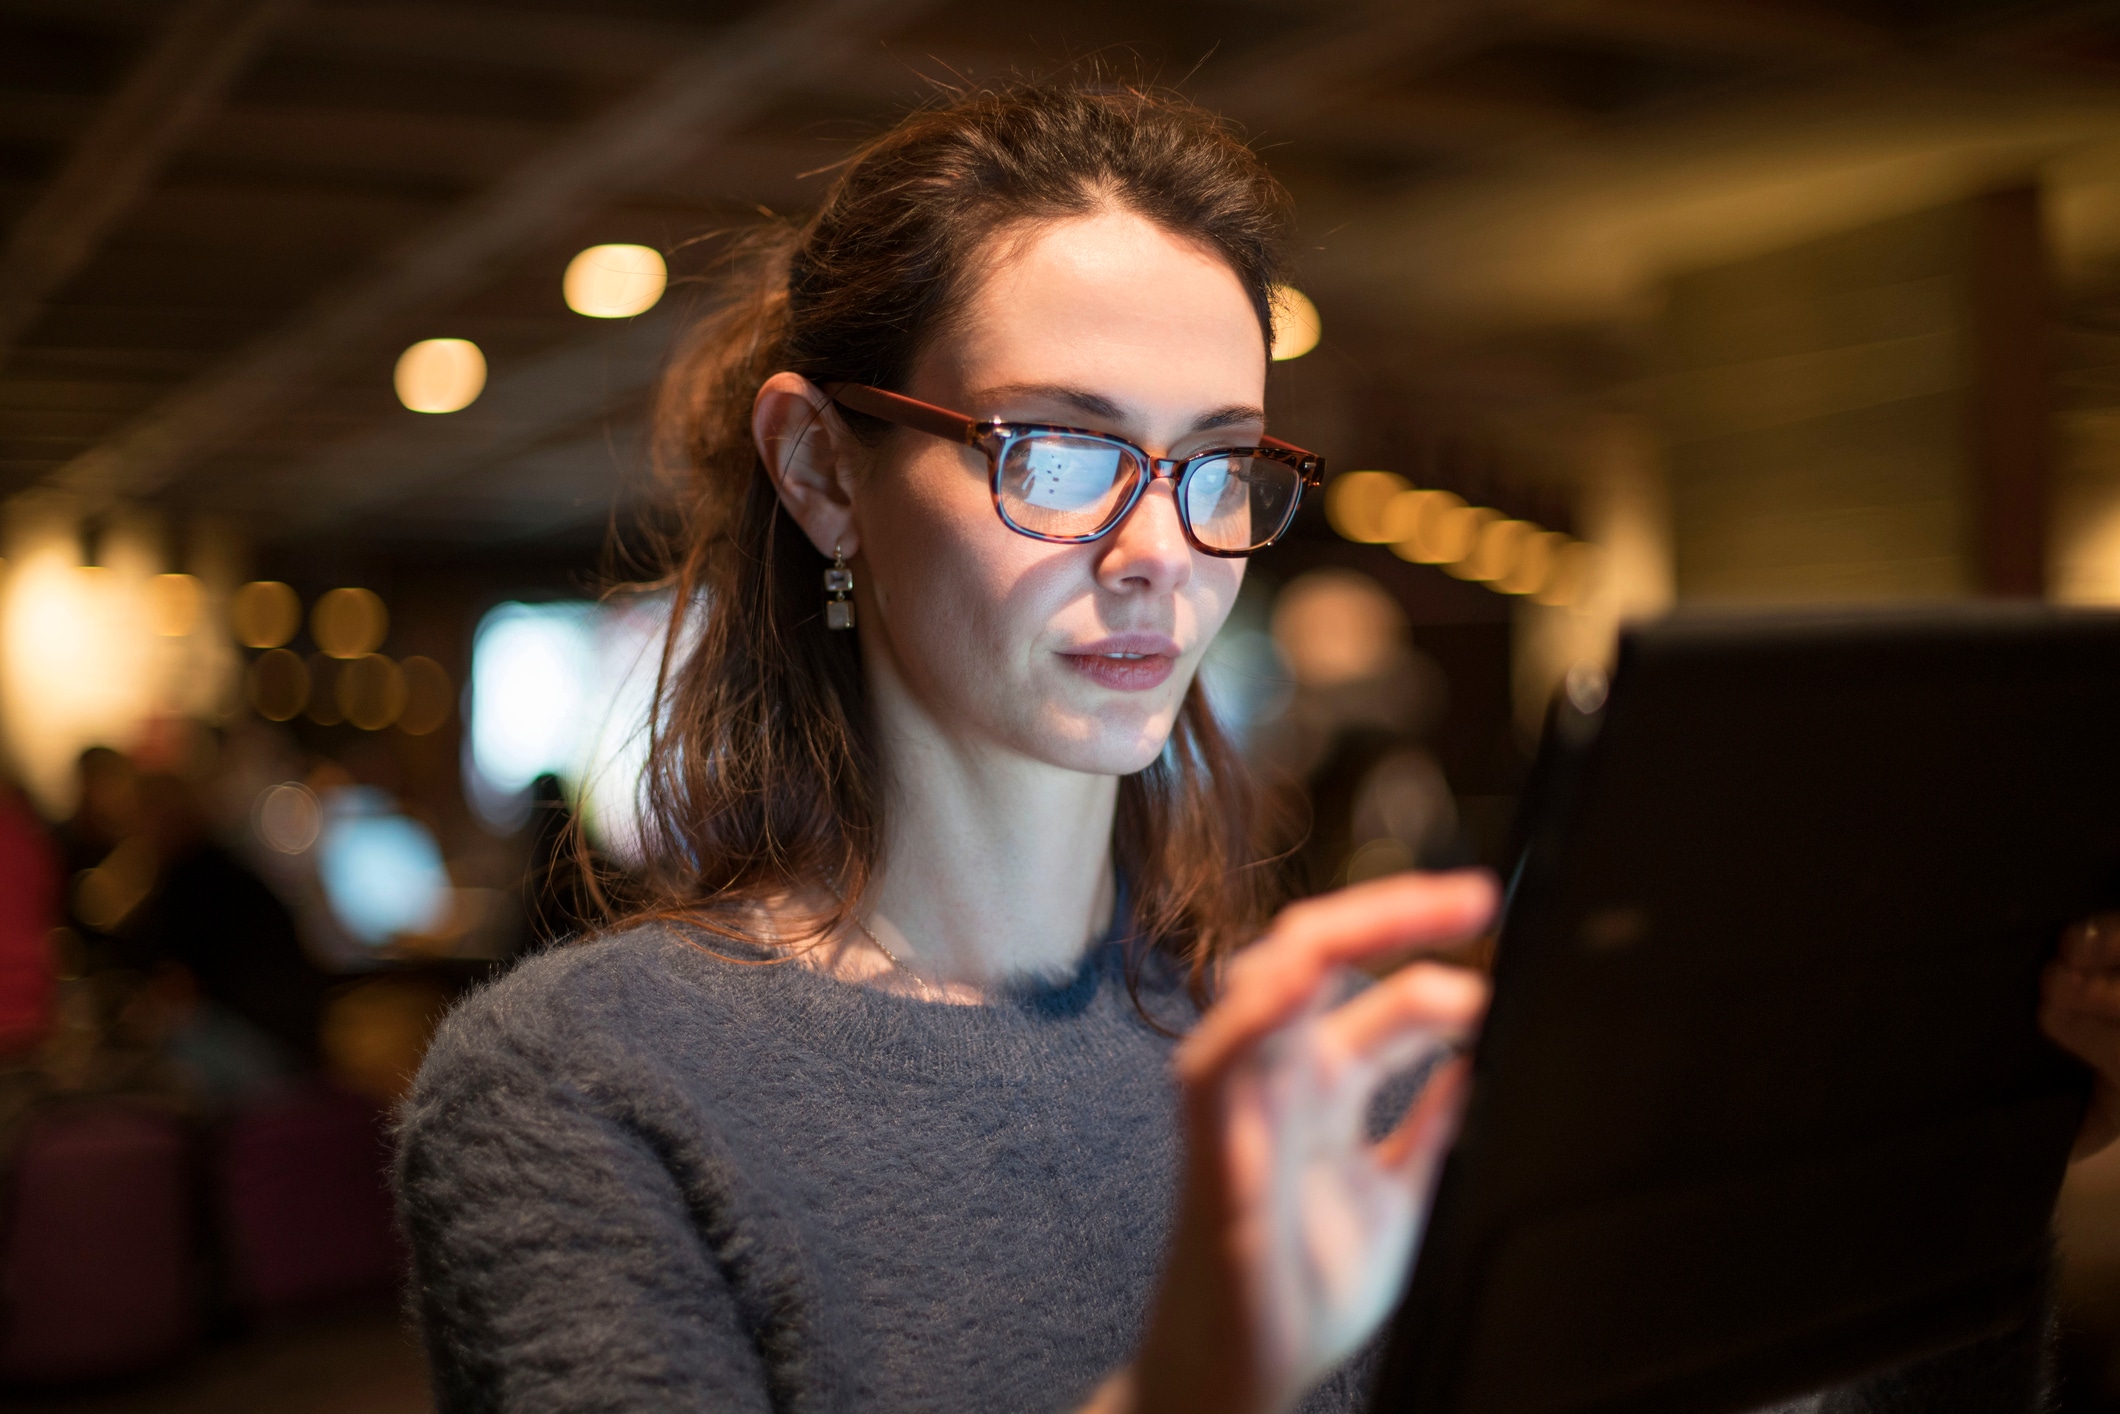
[650,924,1193,1086]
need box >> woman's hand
[1123,870,1497,1414]
[2041,913,2120,1159]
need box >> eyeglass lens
[996,434,1299,552]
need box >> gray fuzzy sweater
[394,925,2048,1413]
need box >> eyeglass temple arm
[822,382,980,444]
[1260,434,1326,484]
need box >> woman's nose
[1094,479,1193,595]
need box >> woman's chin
[1022,710,1180,777]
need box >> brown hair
[616,81,1294,1001]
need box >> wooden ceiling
[0,0,2111,555]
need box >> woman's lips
[1059,636,1180,692]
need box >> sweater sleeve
[395,1000,774,1414]
[1817,1303,2054,1414]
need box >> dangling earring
[824,543,855,631]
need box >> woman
[397,82,2120,1413]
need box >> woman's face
[853,208,1266,777]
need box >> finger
[1317,963,1488,1064]
[1177,873,1499,1085]
[2061,913,2120,969]
[1256,870,1500,974]
[1376,1056,1471,1174]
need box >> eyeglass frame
[820,381,1326,559]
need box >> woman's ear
[754,371,862,559]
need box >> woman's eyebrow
[975,382,1126,421]
[1190,403,1267,433]
[975,383,1266,433]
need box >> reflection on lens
[1187,456,1298,553]
[1000,435,1134,536]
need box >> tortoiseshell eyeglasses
[824,383,1326,558]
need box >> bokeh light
[337,652,408,731]
[1455,517,1538,583]
[562,243,667,318]
[312,587,387,659]
[1534,541,1598,607]
[1387,491,1467,564]
[245,648,309,721]
[232,580,301,648]
[466,598,662,853]
[470,603,597,805]
[1269,285,1322,361]
[147,573,201,637]
[1270,569,1406,688]
[397,655,453,735]
[393,338,486,414]
[254,781,322,854]
[1432,505,1501,571]
[1498,530,1568,596]
[73,836,156,931]
[1324,471,1411,542]
[317,787,451,945]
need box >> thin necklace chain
[840,901,946,1002]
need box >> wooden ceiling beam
[1198,0,1556,125]
[1527,0,1889,63]
[39,0,941,510]
[0,89,835,213]
[281,3,695,80]
[0,0,301,361]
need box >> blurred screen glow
[467,600,662,854]
[317,787,450,945]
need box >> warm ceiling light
[246,648,309,722]
[232,580,301,648]
[1433,506,1501,572]
[1386,491,1471,564]
[1452,518,1537,583]
[397,655,453,736]
[148,573,202,637]
[563,244,667,318]
[1324,470,1411,542]
[1498,530,1569,596]
[394,338,486,414]
[1534,541,1598,607]
[338,653,409,731]
[312,587,388,659]
[1270,285,1321,361]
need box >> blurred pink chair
[0,787,57,1055]
[0,1104,196,1382]
[217,1079,401,1316]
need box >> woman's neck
[859,655,1120,989]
